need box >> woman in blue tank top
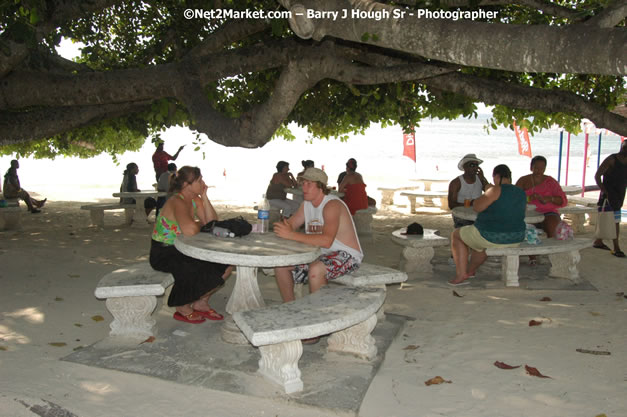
[449,164,526,286]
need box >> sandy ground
[1,190,626,417]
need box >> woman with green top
[449,164,526,286]
[150,166,232,323]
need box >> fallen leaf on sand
[596,414,608,417]
[402,344,419,350]
[525,365,551,378]
[589,311,601,316]
[425,376,452,386]
[615,292,624,297]
[140,336,156,344]
[0,346,7,351]
[54,297,63,302]
[576,348,611,356]
[452,290,463,298]
[494,361,520,369]
[49,342,67,347]
[91,315,104,322]
[68,274,80,278]
[74,323,82,327]
[529,320,543,326]
[539,297,552,302]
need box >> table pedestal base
[222,265,266,344]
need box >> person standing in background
[152,141,185,181]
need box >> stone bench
[333,262,407,287]
[485,237,593,287]
[81,203,135,227]
[377,186,420,207]
[400,191,449,212]
[0,203,22,230]
[391,228,450,273]
[233,286,385,394]
[94,262,174,339]
[559,205,598,232]
[353,206,377,237]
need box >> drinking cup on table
[464,199,471,208]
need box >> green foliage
[0,0,623,158]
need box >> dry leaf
[73,346,84,351]
[596,414,608,417]
[402,344,419,350]
[539,297,552,302]
[494,361,521,370]
[68,274,80,278]
[615,292,624,297]
[589,311,601,316]
[91,315,104,322]
[529,320,543,326]
[452,290,463,298]
[49,342,67,347]
[55,297,63,302]
[0,346,7,351]
[525,365,551,378]
[425,376,452,386]
[140,336,156,344]
[576,348,611,356]
[74,323,83,327]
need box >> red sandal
[173,311,206,324]
[194,308,224,321]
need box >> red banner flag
[513,121,532,158]
[403,130,416,162]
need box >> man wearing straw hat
[448,153,490,228]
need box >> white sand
[1,186,626,417]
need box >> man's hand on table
[273,219,295,240]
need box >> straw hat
[457,154,483,171]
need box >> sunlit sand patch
[4,307,44,324]
[80,381,119,395]
[0,325,31,344]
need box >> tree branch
[583,0,627,28]
[187,19,271,58]
[282,0,626,75]
[424,72,627,135]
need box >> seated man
[273,168,364,342]
[3,160,46,213]
[448,153,489,228]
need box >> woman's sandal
[611,250,626,258]
[194,308,224,321]
[593,243,611,251]
[173,311,206,324]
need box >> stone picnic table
[112,190,167,223]
[452,206,545,224]
[391,228,450,273]
[408,178,449,191]
[174,232,320,344]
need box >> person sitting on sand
[273,168,363,342]
[449,165,526,286]
[338,158,369,215]
[150,166,232,323]
[120,162,157,217]
[3,160,46,213]
[265,161,300,218]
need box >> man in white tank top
[448,153,489,228]
[273,168,363,305]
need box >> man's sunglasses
[467,163,478,167]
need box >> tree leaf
[529,320,543,326]
[49,342,67,347]
[525,365,551,378]
[425,376,452,386]
[91,315,104,322]
[539,297,552,301]
[402,344,419,350]
[140,336,156,344]
[494,361,521,369]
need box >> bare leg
[613,223,622,253]
[543,215,561,238]
[274,266,296,302]
[467,249,487,276]
[307,261,328,294]
[449,228,471,284]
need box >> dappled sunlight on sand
[80,381,119,396]
[4,307,45,323]
[0,325,31,344]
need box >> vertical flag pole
[582,132,589,197]
[557,130,564,184]
[597,132,602,169]
[565,132,571,185]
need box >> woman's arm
[472,185,500,213]
[196,183,218,225]
[172,197,202,236]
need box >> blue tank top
[474,184,526,244]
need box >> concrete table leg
[258,340,303,394]
[327,314,378,360]
[548,251,582,284]
[105,295,157,339]
[222,265,265,344]
[380,190,394,207]
[400,246,434,273]
[501,255,520,287]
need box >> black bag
[200,216,252,237]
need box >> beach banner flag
[403,129,416,162]
[513,121,532,157]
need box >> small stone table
[175,232,320,344]
[391,228,450,273]
[0,205,21,230]
[112,190,167,224]
[452,206,545,224]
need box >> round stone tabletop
[175,232,321,268]
[391,228,450,248]
[452,206,544,224]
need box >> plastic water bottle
[212,226,234,238]
[257,194,270,233]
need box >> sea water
[0,114,622,204]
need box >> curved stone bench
[559,205,598,232]
[233,286,385,394]
[353,206,377,237]
[400,191,449,212]
[95,262,174,339]
[391,228,450,273]
[81,203,135,227]
[485,237,593,287]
